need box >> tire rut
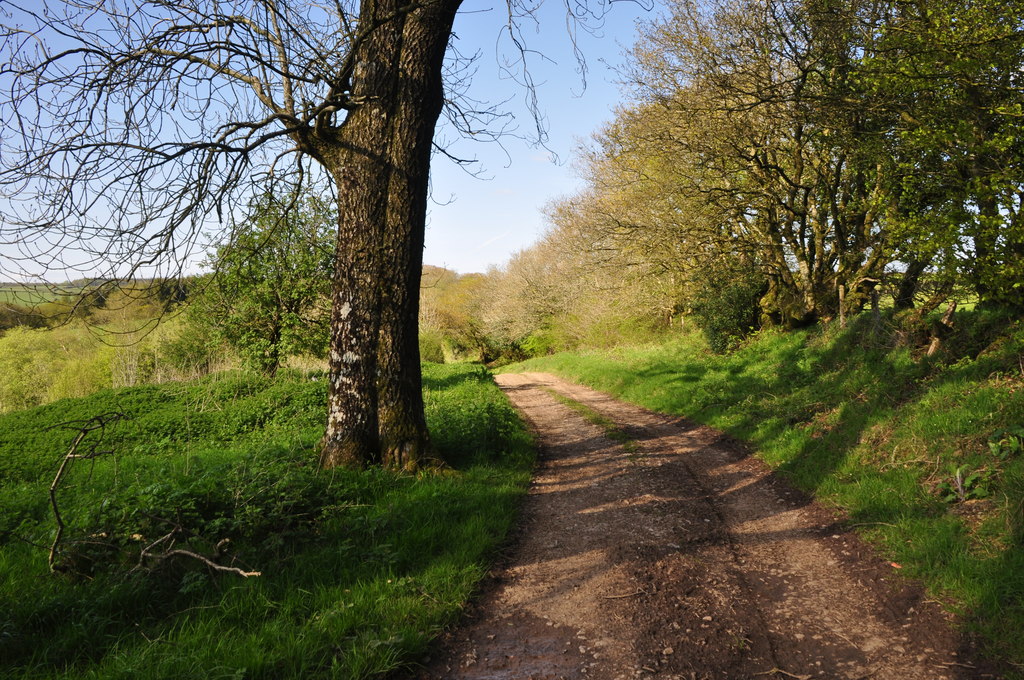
[411,372,998,680]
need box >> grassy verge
[505,310,1024,670]
[0,363,533,679]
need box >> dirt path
[413,372,999,680]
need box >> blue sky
[423,0,653,273]
[0,0,653,283]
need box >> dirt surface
[411,372,1001,679]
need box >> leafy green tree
[868,0,1024,311]
[419,267,494,362]
[545,0,1024,332]
[623,0,899,325]
[196,194,333,377]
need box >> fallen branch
[136,528,178,569]
[136,526,260,578]
[159,549,261,578]
[48,412,128,572]
[47,413,260,579]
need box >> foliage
[581,0,897,325]
[690,265,765,353]
[477,0,1024,349]
[936,466,993,504]
[0,300,46,332]
[869,0,1024,309]
[194,193,334,376]
[157,318,231,376]
[520,327,565,357]
[418,326,447,364]
[506,309,1024,666]
[0,363,533,679]
[480,219,679,359]
[0,326,115,413]
[419,267,494,362]
[0,314,234,415]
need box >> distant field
[0,285,65,306]
[0,284,88,306]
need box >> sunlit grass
[0,363,533,679]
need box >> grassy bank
[506,310,1024,669]
[0,363,533,679]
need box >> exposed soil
[410,372,1003,680]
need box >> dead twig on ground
[156,549,261,577]
[48,412,128,572]
[47,413,259,579]
[135,526,260,577]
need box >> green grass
[504,309,1024,670]
[0,363,534,679]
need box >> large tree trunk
[317,0,461,470]
[318,158,388,468]
[316,0,405,469]
[377,0,462,471]
[317,158,391,468]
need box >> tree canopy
[510,0,1024,350]
[467,0,1023,358]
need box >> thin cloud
[475,230,512,251]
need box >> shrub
[521,326,576,357]
[418,328,446,364]
[690,267,765,353]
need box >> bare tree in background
[0,0,619,469]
